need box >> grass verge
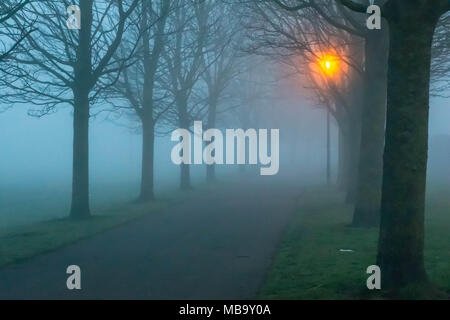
[259,186,450,299]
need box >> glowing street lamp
[317,54,340,185]
[318,54,340,77]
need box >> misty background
[1,93,449,228]
[1,0,450,299]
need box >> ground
[0,176,302,299]
[259,186,450,299]
[1,177,449,299]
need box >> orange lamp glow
[318,54,339,77]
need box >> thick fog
[1,0,450,301]
[1,86,449,228]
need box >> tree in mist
[163,0,215,190]
[262,0,450,288]
[1,0,139,218]
[108,0,173,202]
[322,0,389,227]
[201,4,242,183]
[225,55,279,175]
[246,1,367,204]
[265,0,389,226]
[340,0,450,289]
[307,56,364,196]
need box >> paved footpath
[0,177,301,299]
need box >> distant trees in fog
[108,0,173,202]
[246,0,386,227]
[201,4,242,182]
[0,0,246,213]
[109,0,245,195]
[162,0,220,189]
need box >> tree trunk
[326,109,331,185]
[70,95,91,219]
[337,129,348,189]
[178,99,191,190]
[206,159,215,182]
[377,13,440,289]
[180,163,191,189]
[139,118,155,201]
[344,119,361,204]
[70,0,93,219]
[338,77,363,203]
[206,99,217,183]
[352,30,389,227]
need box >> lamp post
[327,107,331,185]
[318,54,339,186]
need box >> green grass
[259,186,450,300]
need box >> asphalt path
[0,177,301,299]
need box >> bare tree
[201,3,242,182]
[245,0,368,203]
[260,0,450,290]
[225,55,278,174]
[269,0,390,226]
[1,0,139,218]
[340,0,450,290]
[163,0,215,189]
[108,0,173,202]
